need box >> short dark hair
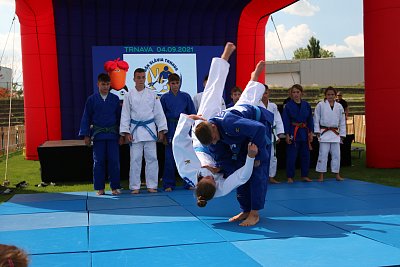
[230,86,242,94]
[325,86,337,95]
[195,122,213,145]
[134,68,145,76]
[168,73,180,83]
[291,84,303,92]
[97,73,110,83]
[264,84,269,91]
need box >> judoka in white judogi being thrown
[314,86,346,182]
[172,43,261,206]
[120,68,168,194]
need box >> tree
[293,36,334,59]
[307,36,321,58]
[293,48,310,59]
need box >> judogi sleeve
[79,96,93,137]
[338,104,347,137]
[306,102,314,133]
[223,113,267,160]
[198,58,230,119]
[214,155,255,197]
[120,92,132,134]
[314,102,322,134]
[172,113,201,187]
[193,57,229,148]
[273,103,284,135]
[185,95,196,116]
[235,81,264,106]
[282,103,291,135]
[153,92,168,132]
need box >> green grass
[0,145,399,203]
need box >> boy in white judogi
[120,68,168,193]
[314,86,346,182]
[259,85,284,184]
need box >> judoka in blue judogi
[282,84,314,183]
[196,102,273,225]
[79,73,123,195]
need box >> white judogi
[173,114,255,197]
[259,100,284,177]
[120,88,168,190]
[193,92,226,113]
[314,100,346,173]
[172,57,264,197]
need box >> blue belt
[130,118,157,141]
[194,145,212,155]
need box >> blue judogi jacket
[79,92,121,141]
[282,99,314,141]
[161,90,196,142]
[209,104,274,176]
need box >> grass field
[0,144,399,203]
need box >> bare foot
[240,210,260,226]
[302,177,313,182]
[96,189,105,196]
[229,212,249,222]
[318,173,324,182]
[164,187,173,192]
[112,189,121,195]
[147,188,158,193]
[250,60,266,81]
[270,177,280,184]
[221,42,236,61]
[336,175,344,181]
[131,189,140,194]
[186,186,195,190]
[287,178,294,184]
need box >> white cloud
[0,32,22,82]
[282,0,320,16]
[323,33,364,57]
[0,0,14,8]
[265,23,313,60]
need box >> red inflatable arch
[363,0,400,168]
[16,0,61,160]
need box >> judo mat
[1,179,400,267]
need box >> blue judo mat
[1,179,400,267]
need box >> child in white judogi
[259,84,284,184]
[314,86,346,181]
[120,68,168,193]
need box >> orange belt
[320,126,339,136]
[291,122,308,141]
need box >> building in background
[266,57,364,88]
[0,66,12,90]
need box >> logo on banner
[144,58,181,95]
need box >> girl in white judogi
[120,69,168,193]
[314,86,346,182]
[173,42,266,205]
[259,85,285,184]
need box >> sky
[0,0,364,83]
[265,0,364,60]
